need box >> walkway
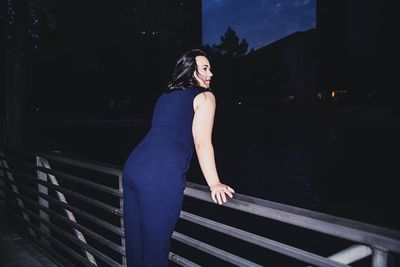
[0,216,60,267]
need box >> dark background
[1,0,399,266]
[1,0,399,231]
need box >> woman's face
[194,56,213,88]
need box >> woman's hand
[210,183,235,205]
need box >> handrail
[0,148,126,266]
[179,210,349,267]
[3,186,125,255]
[172,232,263,267]
[1,147,399,267]
[36,151,123,177]
[184,182,400,254]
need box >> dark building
[111,0,202,116]
[316,0,397,106]
[1,0,202,146]
[0,3,5,144]
[126,0,202,92]
[238,29,316,111]
[131,0,201,56]
[27,0,202,116]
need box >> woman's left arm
[192,91,235,205]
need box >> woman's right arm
[192,91,235,205]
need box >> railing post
[0,150,5,211]
[372,246,388,267]
[0,151,36,237]
[36,156,97,265]
[119,173,127,266]
[327,244,372,264]
[36,155,51,247]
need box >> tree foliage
[207,27,249,57]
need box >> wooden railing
[0,148,399,267]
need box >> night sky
[202,0,316,50]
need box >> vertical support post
[119,173,127,266]
[0,150,6,210]
[372,247,388,267]
[0,151,36,237]
[328,244,372,264]
[36,155,50,247]
[37,156,97,265]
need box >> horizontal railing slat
[37,152,122,177]
[3,169,122,216]
[46,231,99,267]
[6,200,123,267]
[36,166,122,197]
[184,182,400,254]
[180,211,349,267]
[172,231,263,267]
[2,148,400,267]
[168,252,202,267]
[1,185,125,255]
[0,155,36,172]
[0,181,124,236]
[6,211,96,267]
[0,158,122,197]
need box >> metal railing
[0,148,125,267]
[1,147,399,267]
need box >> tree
[2,0,30,149]
[200,28,250,111]
[213,27,249,57]
[1,0,55,148]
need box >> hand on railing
[210,183,235,205]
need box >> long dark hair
[167,49,208,90]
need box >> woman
[122,48,235,266]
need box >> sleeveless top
[146,87,211,153]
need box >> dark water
[26,108,400,266]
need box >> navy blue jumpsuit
[122,87,209,266]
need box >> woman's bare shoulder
[195,90,215,101]
[193,90,215,111]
